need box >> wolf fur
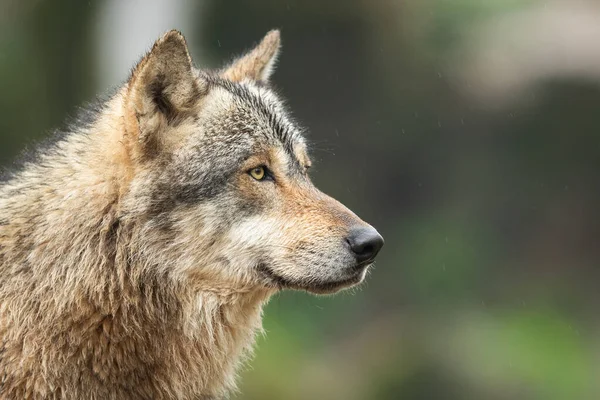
[0,30,382,399]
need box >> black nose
[346,226,384,264]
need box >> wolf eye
[249,166,266,181]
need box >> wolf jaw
[0,30,383,398]
[256,261,369,295]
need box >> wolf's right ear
[123,30,206,158]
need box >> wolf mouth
[256,263,293,288]
[255,263,365,294]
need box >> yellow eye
[249,166,266,181]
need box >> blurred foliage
[0,0,598,399]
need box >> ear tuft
[221,29,281,83]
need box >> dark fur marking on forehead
[205,76,298,150]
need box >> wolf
[0,30,383,399]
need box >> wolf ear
[124,30,206,157]
[221,30,281,83]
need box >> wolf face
[121,30,383,295]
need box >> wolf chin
[0,30,383,399]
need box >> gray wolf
[0,29,383,399]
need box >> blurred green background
[1,0,598,398]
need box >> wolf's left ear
[124,30,206,157]
[221,30,281,83]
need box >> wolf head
[118,30,383,295]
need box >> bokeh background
[1,0,598,399]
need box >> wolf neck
[0,93,272,398]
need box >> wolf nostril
[346,226,384,264]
